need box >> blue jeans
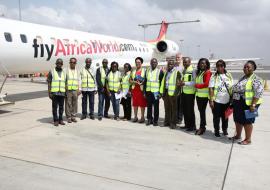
[110,91,120,118]
[82,91,95,116]
[98,92,110,117]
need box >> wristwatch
[252,103,256,107]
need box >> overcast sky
[0,0,269,65]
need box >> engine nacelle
[156,40,179,57]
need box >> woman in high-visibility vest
[106,61,121,120]
[194,58,212,135]
[120,63,132,120]
[231,60,263,145]
[209,60,233,137]
[130,57,147,123]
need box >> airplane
[0,17,260,106]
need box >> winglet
[148,20,168,43]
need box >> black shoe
[98,117,102,121]
[195,128,205,135]
[146,120,153,126]
[80,115,87,120]
[104,115,111,119]
[153,122,159,126]
[223,130,228,136]
[133,118,138,122]
[114,117,120,121]
[90,115,95,120]
[170,124,177,129]
[215,133,221,137]
[163,122,170,127]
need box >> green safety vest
[182,65,195,94]
[146,68,160,92]
[100,67,106,87]
[51,68,66,93]
[245,74,263,105]
[160,69,178,96]
[81,68,95,88]
[121,71,131,91]
[131,68,146,89]
[213,73,233,100]
[67,69,79,90]
[195,71,209,98]
[108,71,121,92]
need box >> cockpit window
[4,32,12,42]
[20,34,27,43]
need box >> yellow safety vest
[121,71,131,91]
[213,73,233,100]
[100,67,106,87]
[108,71,121,92]
[182,65,195,94]
[146,68,160,92]
[67,69,79,90]
[245,74,263,105]
[51,68,66,93]
[131,68,146,89]
[160,69,178,96]
[81,68,95,88]
[195,71,209,98]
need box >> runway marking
[0,154,165,190]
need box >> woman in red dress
[130,57,147,123]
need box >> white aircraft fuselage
[0,18,179,74]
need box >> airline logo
[32,39,137,61]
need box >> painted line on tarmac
[0,154,165,190]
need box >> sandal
[238,140,251,145]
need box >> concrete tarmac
[0,78,269,190]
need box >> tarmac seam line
[221,138,235,190]
[0,154,165,190]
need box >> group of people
[47,54,263,145]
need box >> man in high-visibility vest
[96,59,111,120]
[179,57,197,131]
[80,58,97,120]
[144,58,164,126]
[47,58,66,126]
[65,57,81,123]
[160,59,181,129]
[175,53,184,125]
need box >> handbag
[222,75,233,118]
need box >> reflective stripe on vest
[121,71,131,91]
[160,70,177,96]
[51,68,66,93]
[101,68,106,87]
[213,73,233,100]
[108,71,121,92]
[81,68,95,88]
[195,71,209,98]
[245,74,263,105]
[146,68,160,92]
[131,68,145,89]
[182,65,195,94]
[67,69,79,90]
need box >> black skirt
[233,97,260,125]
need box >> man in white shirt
[175,53,184,124]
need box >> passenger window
[20,34,27,43]
[4,32,12,42]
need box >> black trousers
[177,93,183,122]
[52,95,65,122]
[212,101,229,133]
[82,91,95,116]
[182,93,196,129]
[146,91,159,123]
[120,96,132,120]
[196,96,209,129]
